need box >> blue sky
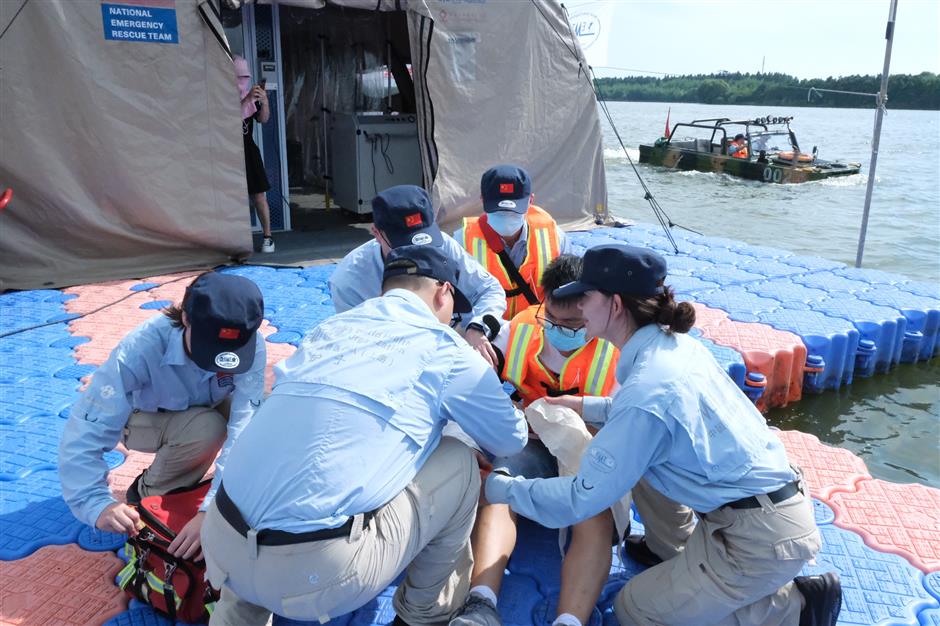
[592,0,939,79]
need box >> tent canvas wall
[0,0,251,291]
[0,0,608,291]
[270,0,609,232]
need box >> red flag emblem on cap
[499,183,514,194]
[405,213,423,228]
[219,328,240,340]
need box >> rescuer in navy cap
[330,184,507,368]
[59,271,267,564]
[552,244,667,300]
[371,185,444,249]
[384,244,473,314]
[454,164,571,320]
[185,272,264,375]
[485,243,842,626]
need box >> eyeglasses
[534,303,584,338]
[438,281,462,328]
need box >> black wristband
[466,322,490,340]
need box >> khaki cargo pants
[616,479,820,626]
[201,437,480,625]
[123,404,228,497]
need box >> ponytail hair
[161,271,212,328]
[615,284,696,333]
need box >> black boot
[622,535,664,567]
[794,572,842,626]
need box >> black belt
[216,483,374,546]
[723,480,802,510]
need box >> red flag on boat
[664,107,671,139]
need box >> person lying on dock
[485,244,843,626]
[329,184,506,367]
[728,133,749,159]
[200,244,527,625]
[59,271,266,560]
[449,254,619,626]
[454,164,570,321]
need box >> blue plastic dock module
[666,276,721,299]
[689,329,748,390]
[757,309,860,392]
[800,525,938,625]
[735,257,808,280]
[856,289,940,362]
[0,377,79,425]
[694,264,767,287]
[658,253,716,277]
[745,280,830,308]
[794,272,873,296]
[808,297,909,375]
[693,286,781,323]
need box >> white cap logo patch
[214,352,240,370]
[411,233,433,245]
[497,200,517,209]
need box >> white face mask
[486,210,526,237]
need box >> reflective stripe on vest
[583,338,616,396]
[505,323,535,386]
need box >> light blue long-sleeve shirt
[486,324,795,528]
[221,289,528,533]
[329,235,506,328]
[59,314,265,527]
[452,221,570,268]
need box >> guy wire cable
[531,0,707,252]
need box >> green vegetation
[593,72,940,110]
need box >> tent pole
[320,35,331,210]
[855,0,898,268]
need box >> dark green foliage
[593,72,940,110]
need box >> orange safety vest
[501,305,619,407]
[730,142,749,159]
[459,205,561,320]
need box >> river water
[601,101,939,487]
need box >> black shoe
[794,572,842,626]
[390,616,411,626]
[622,534,664,567]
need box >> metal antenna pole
[856,0,898,268]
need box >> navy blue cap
[383,245,473,314]
[553,244,667,299]
[184,272,264,374]
[372,185,443,249]
[481,164,531,214]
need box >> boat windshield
[749,131,795,154]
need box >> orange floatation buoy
[777,151,813,163]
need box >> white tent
[0,0,608,290]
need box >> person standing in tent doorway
[455,165,570,321]
[235,56,275,253]
[59,271,267,560]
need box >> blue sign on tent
[101,2,179,44]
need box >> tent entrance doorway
[280,5,421,226]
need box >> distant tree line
[593,72,940,110]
